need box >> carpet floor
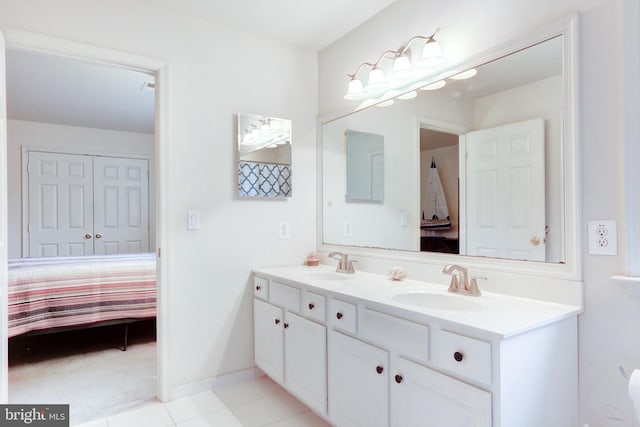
[8,319,157,425]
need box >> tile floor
[75,376,331,427]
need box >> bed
[8,253,156,345]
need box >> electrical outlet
[278,221,291,240]
[588,220,617,255]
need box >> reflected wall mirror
[321,21,578,269]
[238,113,292,198]
[346,130,385,202]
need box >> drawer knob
[454,351,464,362]
[395,374,403,384]
[256,285,261,291]
[283,323,289,329]
[274,318,281,325]
[376,365,384,374]
[336,312,343,320]
[308,303,315,310]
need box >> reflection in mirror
[346,130,384,202]
[238,113,292,198]
[322,35,566,263]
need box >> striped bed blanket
[8,253,156,338]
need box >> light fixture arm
[398,27,441,55]
[347,62,375,79]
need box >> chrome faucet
[442,264,482,296]
[328,251,356,274]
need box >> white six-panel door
[28,151,94,256]
[27,151,149,256]
[93,156,149,255]
[465,118,546,261]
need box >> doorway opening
[4,43,164,423]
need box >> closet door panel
[27,151,93,257]
[93,156,149,255]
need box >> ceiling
[5,0,398,134]
[6,49,156,134]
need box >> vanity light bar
[344,28,447,102]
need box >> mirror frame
[317,15,581,281]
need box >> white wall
[319,0,635,425]
[0,0,317,396]
[6,119,156,258]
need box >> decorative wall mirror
[238,113,292,198]
[320,18,579,277]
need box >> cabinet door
[254,298,284,383]
[284,312,327,416]
[391,357,491,427]
[328,330,388,427]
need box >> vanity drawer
[269,281,300,312]
[302,290,326,323]
[253,276,269,299]
[330,299,357,334]
[360,308,430,363]
[435,330,492,385]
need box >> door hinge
[27,224,31,233]
[27,162,31,174]
[157,247,161,258]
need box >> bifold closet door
[93,156,149,255]
[27,151,94,257]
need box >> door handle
[95,233,103,239]
[530,236,541,246]
[84,233,92,239]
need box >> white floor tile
[228,391,309,427]
[165,390,229,423]
[214,376,286,408]
[107,402,174,427]
[73,419,109,427]
[263,410,332,427]
[174,410,243,427]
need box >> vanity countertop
[253,265,582,339]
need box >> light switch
[400,212,408,227]
[188,211,200,230]
[344,220,353,237]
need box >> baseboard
[164,367,264,401]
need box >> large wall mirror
[321,19,578,273]
[238,113,292,198]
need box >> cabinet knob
[453,351,464,362]
[308,303,315,310]
[283,323,289,329]
[395,374,403,384]
[256,285,262,291]
[274,318,281,325]
[84,233,92,239]
[336,312,343,320]
[95,233,103,239]
[376,365,384,374]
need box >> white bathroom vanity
[252,265,580,427]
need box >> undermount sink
[392,291,483,311]
[299,271,350,281]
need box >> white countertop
[253,264,582,339]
